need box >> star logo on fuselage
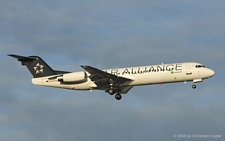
[34,63,44,74]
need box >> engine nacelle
[57,72,87,83]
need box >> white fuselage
[32,62,215,91]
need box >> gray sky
[1,0,225,141]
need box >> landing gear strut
[108,82,114,95]
[115,94,122,100]
[192,84,196,89]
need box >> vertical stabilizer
[8,54,56,78]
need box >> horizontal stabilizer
[8,54,36,62]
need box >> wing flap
[120,86,133,94]
[105,86,133,94]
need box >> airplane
[8,54,215,100]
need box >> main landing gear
[108,89,114,95]
[109,82,122,100]
[115,94,122,100]
[108,89,122,100]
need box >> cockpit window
[195,65,205,68]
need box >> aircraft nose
[208,69,215,77]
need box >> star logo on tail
[34,63,44,74]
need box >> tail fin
[8,54,57,78]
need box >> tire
[192,84,196,89]
[115,94,122,100]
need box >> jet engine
[57,72,87,83]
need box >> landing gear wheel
[109,89,114,95]
[192,84,196,89]
[115,94,122,100]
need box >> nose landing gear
[192,84,196,89]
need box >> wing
[81,65,133,94]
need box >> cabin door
[186,65,192,75]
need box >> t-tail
[8,54,57,78]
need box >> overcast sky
[1,0,225,141]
